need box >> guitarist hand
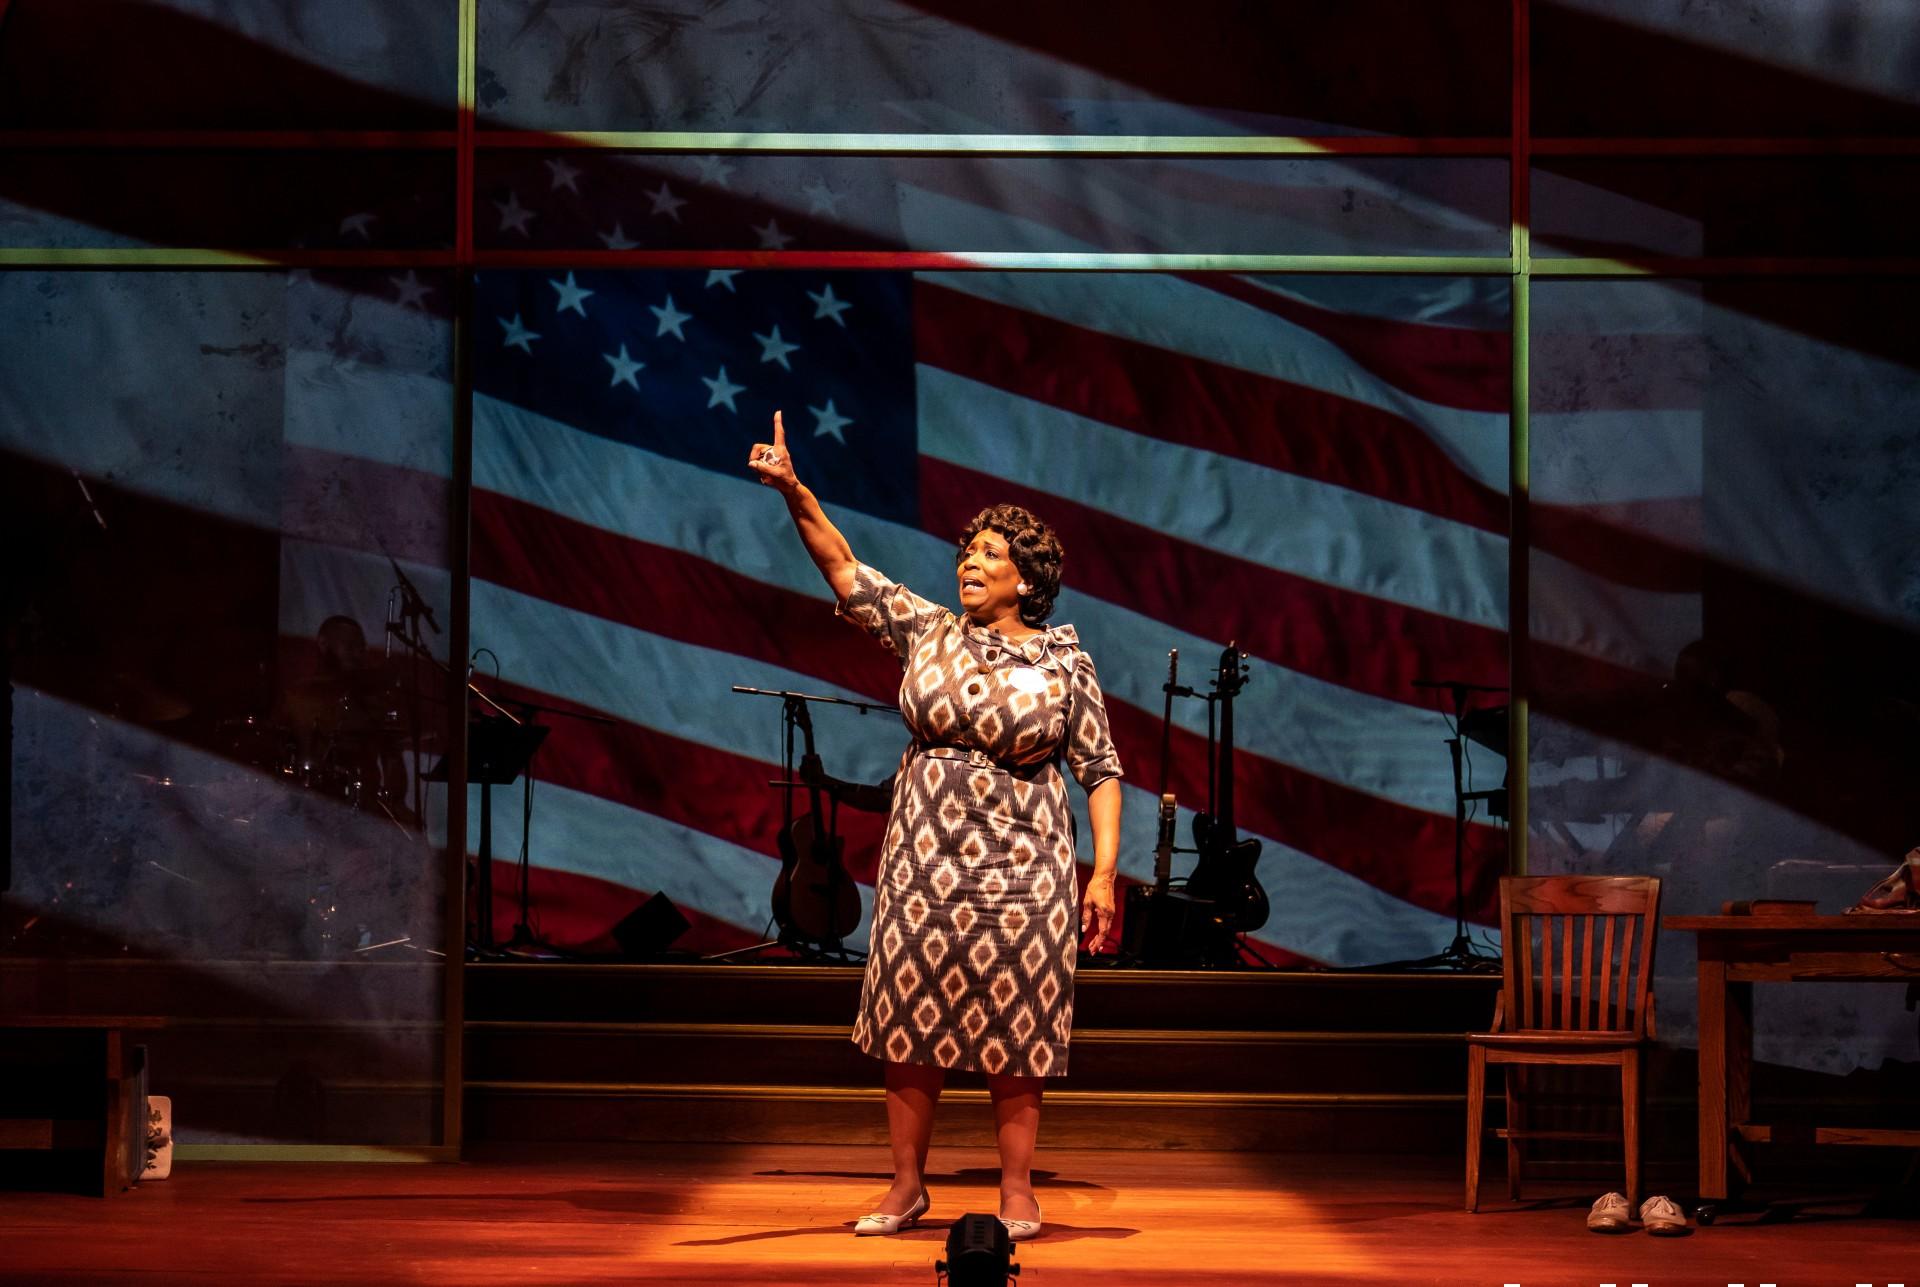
[1081,872,1117,954]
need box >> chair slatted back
[1500,876,1660,1036]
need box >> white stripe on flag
[918,365,1510,629]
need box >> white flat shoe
[854,1190,928,1236]
[999,1201,1042,1242]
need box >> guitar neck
[1216,681,1236,842]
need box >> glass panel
[477,0,1509,137]
[1,269,455,1144]
[1535,0,1920,139]
[476,152,1509,257]
[467,267,1508,968]
[0,0,458,130]
[1534,159,1920,260]
[1530,277,1920,1084]
[0,151,454,250]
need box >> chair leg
[1620,1049,1642,1211]
[1505,1064,1524,1200]
[1465,1045,1486,1212]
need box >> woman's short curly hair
[958,503,1064,627]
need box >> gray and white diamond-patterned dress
[840,563,1122,1078]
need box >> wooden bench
[1,1016,166,1196]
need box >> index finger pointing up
[772,409,786,448]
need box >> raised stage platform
[465,962,1503,1152]
[4,1142,1916,1286]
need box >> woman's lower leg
[881,1059,945,1212]
[986,1072,1043,1220]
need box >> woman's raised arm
[748,409,858,604]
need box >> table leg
[1727,979,1753,1189]
[1697,957,1728,1200]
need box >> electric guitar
[1185,643,1269,932]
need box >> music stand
[426,716,548,954]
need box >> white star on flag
[801,180,843,217]
[752,217,795,250]
[702,365,745,412]
[550,271,594,317]
[498,314,541,353]
[705,269,741,293]
[650,294,691,341]
[647,181,687,222]
[339,212,378,240]
[544,156,583,193]
[494,190,536,236]
[597,222,638,250]
[809,399,853,445]
[603,343,644,390]
[693,156,735,188]
[754,325,801,371]
[389,270,433,310]
[807,283,852,327]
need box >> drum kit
[92,650,445,960]
[230,668,425,824]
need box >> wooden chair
[1465,875,1661,1212]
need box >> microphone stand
[384,560,440,829]
[483,689,616,957]
[1379,678,1507,973]
[392,628,530,955]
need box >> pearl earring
[1017,582,1029,595]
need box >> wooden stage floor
[3,1143,1914,1286]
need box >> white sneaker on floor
[1639,1194,1688,1236]
[1586,1192,1632,1233]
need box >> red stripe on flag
[1531,498,1707,595]
[1189,274,1511,415]
[473,487,903,700]
[919,458,1511,702]
[475,488,1499,923]
[915,282,1510,534]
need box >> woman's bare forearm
[749,410,858,602]
[1087,777,1122,881]
[782,481,858,603]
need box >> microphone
[389,556,441,634]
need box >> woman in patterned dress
[749,411,1123,1241]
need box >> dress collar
[960,617,1078,664]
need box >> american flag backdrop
[475,260,1519,967]
[280,133,1558,966]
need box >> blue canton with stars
[475,270,918,527]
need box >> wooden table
[1666,912,1920,1199]
[1,1016,165,1196]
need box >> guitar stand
[708,685,887,965]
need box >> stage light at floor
[935,1212,1018,1285]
